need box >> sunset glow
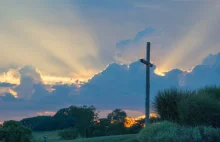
[124,113,159,128]
[154,68,166,76]
[9,89,18,98]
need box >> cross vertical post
[140,42,153,126]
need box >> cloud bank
[1,51,220,122]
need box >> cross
[140,42,153,126]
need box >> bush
[198,86,220,101]
[138,121,220,142]
[125,123,143,134]
[0,120,32,142]
[179,94,220,127]
[106,122,125,136]
[154,88,194,123]
[58,127,79,140]
[138,121,188,142]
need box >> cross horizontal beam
[140,59,153,67]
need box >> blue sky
[0,0,220,122]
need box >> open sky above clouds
[1,0,220,122]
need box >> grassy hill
[33,131,138,142]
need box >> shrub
[106,122,125,136]
[154,88,194,123]
[58,127,79,140]
[179,94,220,127]
[125,123,143,134]
[198,86,220,101]
[138,121,220,142]
[149,117,162,124]
[138,121,189,142]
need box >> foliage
[58,127,79,140]
[21,116,51,129]
[154,87,220,127]
[0,120,32,142]
[149,117,162,124]
[198,86,220,101]
[21,105,97,134]
[154,88,194,122]
[179,93,220,127]
[88,118,110,137]
[138,121,220,142]
[106,122,125,136]
[125,123,143,134]
[107,109,127,123]
[0,125,4,141]
[55,105,98,137]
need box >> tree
[20,105,96,132]
[106,121,125,135]
[54,105,98,137]
[21,116,52,131]
[88,118,110,137]
[0,120,32,142]
[107,109,127,123]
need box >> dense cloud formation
[1,52,220,122]
[115,27,156,63]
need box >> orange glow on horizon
[124,113,159,128]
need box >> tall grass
[179,93,220,127]
[198,86,220,100]
[154,86,220,127]
[153,88,195,123]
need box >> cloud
[0,1,102,82]
[36,111,56,116]
[13,65,43,99]
[0,83,16,88]
[0,69,20,85]
[1,51,220,122]
[115,27,157,63]
[0,93,16,101]
[78,51,220,111]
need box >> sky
[1,0,220,122]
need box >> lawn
[33,131,138,142]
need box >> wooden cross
[140,42,153,126]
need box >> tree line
[20,106,157,139]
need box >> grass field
[33,131,138,142]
